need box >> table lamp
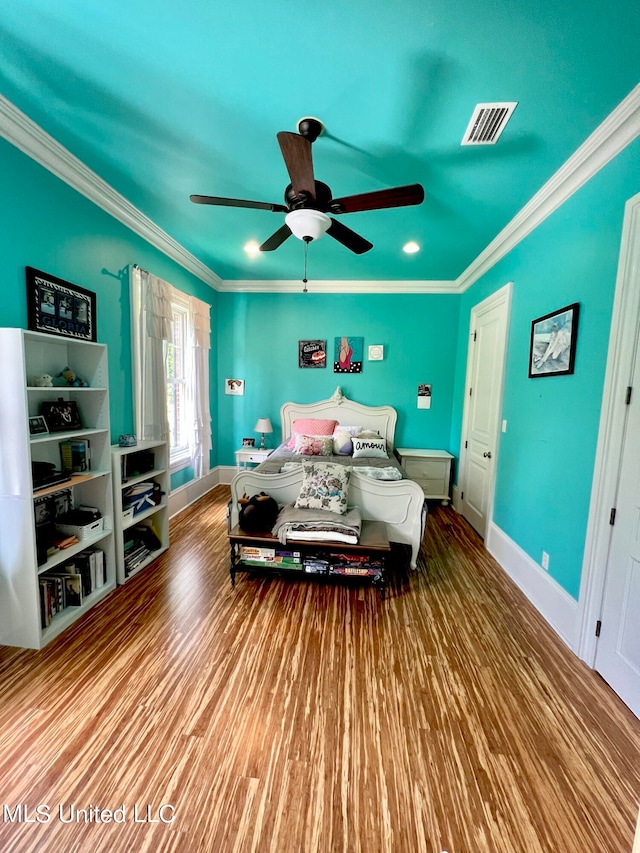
[254,417,273,449]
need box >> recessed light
[403,241,420,254]
[244,241,260,255]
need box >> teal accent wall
[216,292,460,464]
[0,137,218,467]
[452,137,640,600]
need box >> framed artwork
[529,303,580,378]
[26,267,97,342]
[242,437,255,447]
[334,336,363,374]
[299,340,326,368]
[39,399,82,432]
[225,378,245,395]
[28,415,49,436]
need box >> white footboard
[230,469,426,569]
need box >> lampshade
[254,418,273,434]
[285,209,331,242]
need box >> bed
[229,387,426,569]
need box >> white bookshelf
[0,328,115,649]
[111,440,169,584]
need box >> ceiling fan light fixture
[285,208,331,242]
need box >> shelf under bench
[228,519,392,598]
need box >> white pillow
[352,435,388,458]
[332,428,354,455]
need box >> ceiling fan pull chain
[302,237,310,292]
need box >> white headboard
[280,387,397,449]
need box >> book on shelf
[59,439,91,473]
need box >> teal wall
[0,137,219,477]
[452,137,640,600]
[216,292,460,463]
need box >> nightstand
[396,448,454,505]
[235,447,272,470]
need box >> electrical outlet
[541,551,549,570]
[502,419,507,433]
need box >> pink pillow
[287,418,338,448]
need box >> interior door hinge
[595,620,602,638]
[473,331,477,342]
[460,491,464,500]
[609,507,616,525]
[465,440,468,449]
[469,387,472,396]
[626,386,632,405]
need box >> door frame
[457,282,512,537]
[578,191,640,665]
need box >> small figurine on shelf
[29,374,53,387]
[53,366,89,387]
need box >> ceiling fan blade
[327,219,373,254]
[277,132,316,200]
[331,183,424,214]
[190,194,287,213]
[259,223,292,252]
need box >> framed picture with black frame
[26,267,97,342]
[529,303,579,378]
[39,399,82,432]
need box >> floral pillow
[286,418,338,449]
[295,461,351,514]
[294,434,334,456]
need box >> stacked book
[327,552,384,578]
[239,545,303,570]
[39,548,106,627]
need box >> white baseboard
[451,484,462,514]
[217,465,237,486]
[168,469,220,517]
[486,521,579,651]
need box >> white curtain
[130,266,172,442]
[188,295,212,478]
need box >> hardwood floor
[0,486,638,853]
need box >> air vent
[461,102,518,145]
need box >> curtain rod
[132,263,149,273]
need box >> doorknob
[483,451,492,458]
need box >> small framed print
[225,378,245,395]
[299,340,326,368]
[29,415,49,436]
[26,267,97,342]
[242,438,255,447]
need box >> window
[166,294,190,469]
[131,266,211,480]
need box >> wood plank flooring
[0,487,638,853]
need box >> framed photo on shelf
[26,266,97,342]
[242,437,255,447]
[28,415,49,436]
[39,399,82,432]
[529,303,579,378]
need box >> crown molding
[0,95,222,290]
[455,83,640,292]
[216,278,458,293]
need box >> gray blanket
[272,504,362,545]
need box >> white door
[594,328,640,718]
[460,284,511,538]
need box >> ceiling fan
[190,117,425,255]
